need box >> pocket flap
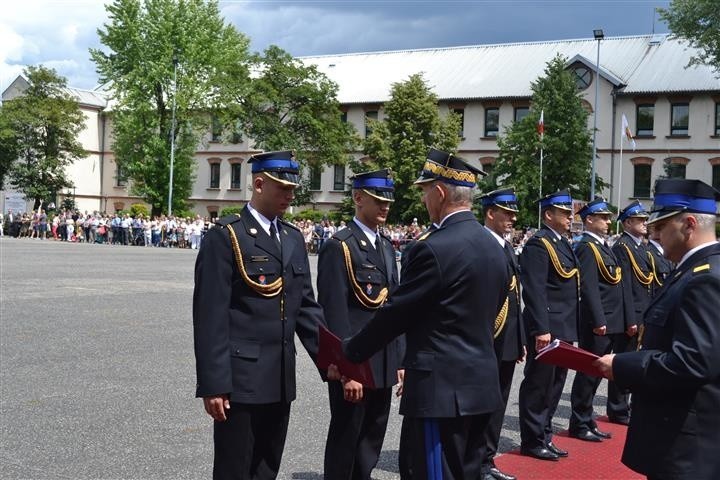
[244,262,279,276]
[230,339,261,359]
[354,269,384,285]
[407,351,435,371]
[292,263,305,275]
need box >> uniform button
[283,340,288,346]
[234,349,240,354]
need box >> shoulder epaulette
[693,264,711,274]
[278,218,300,231]
[417,228,438,242]
[214,214,242,228]
[332,228,353,241]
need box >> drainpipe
[609,88,618,208]
[99,110,106,213]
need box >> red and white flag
[537,110,544,138]
[621,114,636,151]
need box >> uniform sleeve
[576,243,606,329]
[192,226,234,398]
[519,238,550,337]
[344,240,440,362]
[294,237,326,362]
[317,238,351,339]
[613,273,720,391]
[613,241,644,326]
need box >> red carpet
[494,417,643,479]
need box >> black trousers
[481,359,516,471]
[519,342,568,449]
[408,414,491,480]
[399,416,414,479]
[213,401,291,480]
[324,382,392,480]
[570,331,630,432]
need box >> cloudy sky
[1,0,671,94]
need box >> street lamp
[168,54,178,216]
[590,29,604,200]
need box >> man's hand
[203,394,230,422]
[593,354,615,380]
[343,379,364,403]
[535,333,551,351]
[593,325,607,336]
[517,345,527,364]
[626,324,638,337]
[396,369,405,397]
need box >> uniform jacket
[614,242,720,479]
[574,233,632,334]
[495,239,525,362]
[193,206,324,404]
[647,241,673,298]
[344,210,508,418]
[612,233,652,326]
[519,226,579,341]
[317,220,404,389]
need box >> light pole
[590,29,604,201]
[168,54,178,216]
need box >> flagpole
[538,146,543,229]
[616,139,623,233]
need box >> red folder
[536,339,605,378]
[316,325,376,388]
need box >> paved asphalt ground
[0,237,607,479]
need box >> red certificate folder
[535,339,605,378]
[316,325,376,388]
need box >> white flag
[621,114,636,151]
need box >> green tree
[659,0,720,72]
[494,55,605,227]
[234,45,358,206]
[91,0,252,216]
[361,73,460,224]
[0,66,85,209]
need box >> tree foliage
[659,0,720,73]
[361,73,460,224]
[494,55,605,227]
[0,66,85,209]
[91,0,252,216]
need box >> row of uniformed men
[193,147,720,480]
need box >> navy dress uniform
[612,179,720,479]
[193,151,325,480]
[317,169,403,480]
[518,190,579,460]
[344,149,508,480]
[646,239,673,298]
[478,188,525,480]
[569,199,632,441]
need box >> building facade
[2,34,719,217]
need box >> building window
[514,107,529,123]
[211,115,222,142]
[230,163,242,189]
[715,103,720,136]
[633,164,651,198]
[482,163,494,177]
[333,165,346,191]
[453,108,465,137]
[713,164,720,190]
[365,110,378,137]
[572,65,592,90]
[116,164,128,187]
[340,111,348,123]
[636,104,654,136]
[670,103,689,136]
[309,166,322,191]
[484,108,499,137]
[210,163,220,188]
[667,162,686,179]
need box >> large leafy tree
[91,0,252,215]
[361,73,460,224]
[494,55,605,227]
[659,0,720,73]
[233,45,358,206]
[0,66,85,209]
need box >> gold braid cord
[540,238,579,279]
[588,243,622,285]
[342,241,388,309]
[494,275,517,338]
[227,225,283,297]
[622,244,654,286]
[647,251,663,287]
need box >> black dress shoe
[488,466,517,480]
[570,430,603,442]
[521,446,560,461]
[590,426,612,439]
[608,416,630,425]
[546,441,568,457]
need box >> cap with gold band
[647,178,720,224]
[414,148,486,187]
[578,197,612,220]
[479,187,519,212]
[538,189,573,211]
[351,168,395,202]
[249,150,300,186]
[618,200,649,222]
